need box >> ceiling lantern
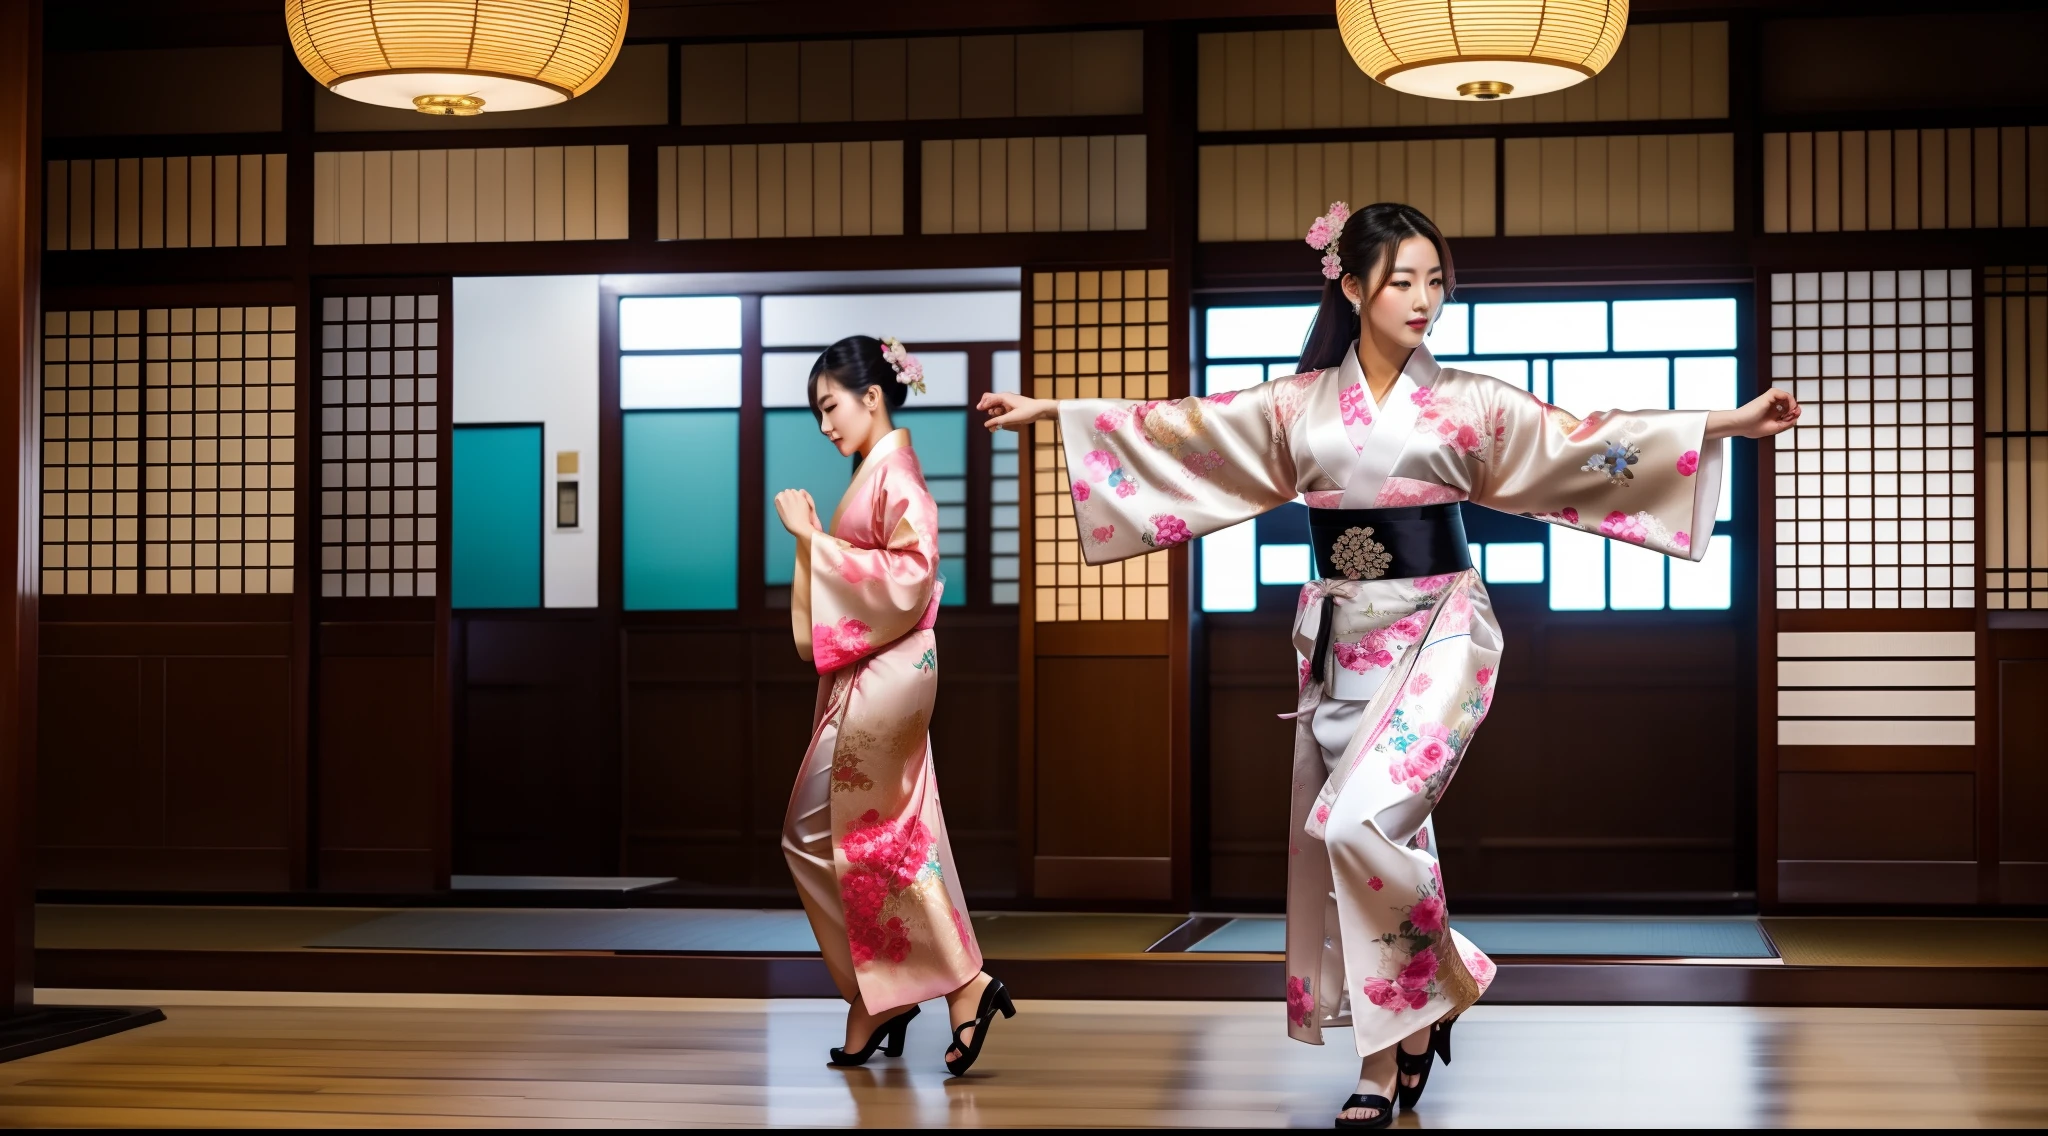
[286,1,630,116]
[1335,0,1627,103]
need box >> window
[616,285,1021,611]
[319,293,439,599]
[619,295,742,610]
[452,424,541,608]
[1195,292,1745,613]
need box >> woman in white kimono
[980,202,1801,1126]
[775,336,1014,1077]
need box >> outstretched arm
[1706,388,1802,441]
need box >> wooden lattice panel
[1029,268,1171,622]
[1768,270,1976,610]
[1986,266,2048,610]
[41,310,140,595]
[319,293,442,599]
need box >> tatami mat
[1187,916,1777,958]
[1764,918,2048,968]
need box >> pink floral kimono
[782,427,982,1012]
[1058,344,1721,1055]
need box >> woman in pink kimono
[980,203,1801,1126]
[774,335,1013,1076]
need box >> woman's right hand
[977,391,1059,432]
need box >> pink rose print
[1367,876,1384,891]
[842,810,936,890]
[1315,803,1331,825]
[1673,531,1691,551]
[950,906,975,952]
[1207,389,1240,407]
[1298,657,1314,690]
[841,866,889,926]
[1338,382,1372,427]
[1094,410,1128,432]
[1453,424,1481,452]
[1375,477,1467,507]
[1409,895,1448,934]
[835,556,871,585]
[1410,387,1435,407]
[1072,481,1091,503]
[1676,450,1700,477]
[1476,667,1494,686]
[1362,977,1430,1012]
[1286,976,1314,1029]
[1114,479,1138,498]
[1600,510,1649,544]
[1149,514,1192,547]
[812,617,873,671]
[1182,450,1226,478]
[1083,449,1120,478]
[1412,573,1459,592]
[1335,641,1394,673]
[1562,507,1579,525]
[1408,673,1434,695]
[1090,525,1116,544]
[1397,949,1440,989]
[1465,950,1496,991]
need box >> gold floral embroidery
[1332,526,1392,581]
[1141,398,1206,451]
[831,729,877,793]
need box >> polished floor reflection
[3,991,2044,1127]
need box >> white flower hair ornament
[1304,201,1352,280]
[880,336,925,396]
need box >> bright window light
[1473,301,1607,355]
[1609,540,1668,610]
[621,353,741,409]
[1674,356,1739,410]
[760,291,1019,347]
[1424,303,1469,356]
[1206,363,1265,395]
[762,351,813,408]
[1613,298,1739,352]
[1484,541,1545,584]
[1202,521,1257,612]
[1268,361,1302,380]
[993,349,1021,394]
[1670,534,1734,609]
[1469,543,1484,577]
[1259,543,1312,585]
[1206,305,1317,358]
[620,296,742,351]
[1457,358,1530,392]
[1548,526,1607,610]
[1551,356,1670,415]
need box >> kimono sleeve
[1469,376,1723,562]
[1056,383,1298,566]
[798,464,937,673]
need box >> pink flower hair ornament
[879,336,926,396]
[1304,201,1352,280]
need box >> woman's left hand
[774,488,820,537]
[1707,388,1802,441]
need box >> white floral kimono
[1057,344,1721,1055]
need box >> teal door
[452,424,543,608]
[624,410,739,610]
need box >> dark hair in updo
[1296,202,1456,374]
[809,335,908,421]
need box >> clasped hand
[774,488,822,538]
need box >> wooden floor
[3,991,2045,1128]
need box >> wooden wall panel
[2000,656,2048,902]
[678,31,1142,125]
[456,617,609,875]
[1196,23,1730,132]
[40,633,294,892]
[659,142,904,241]
[47,154,286,250]
[1197,139,1495,240]
[313,146,629,246]
[1764,127,2047,233]
[1500,134,1735,236]
[317,648,436,891]
[921,136,1146,235]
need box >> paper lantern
[286,1,629,116]
[1335,0,1628,102]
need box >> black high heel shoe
[1395,1017,1456,1110]
[1333,1092,1395,1129]
[828,1005,918,1067]
[943,976,1015,1076]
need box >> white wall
[453,275,598,608]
